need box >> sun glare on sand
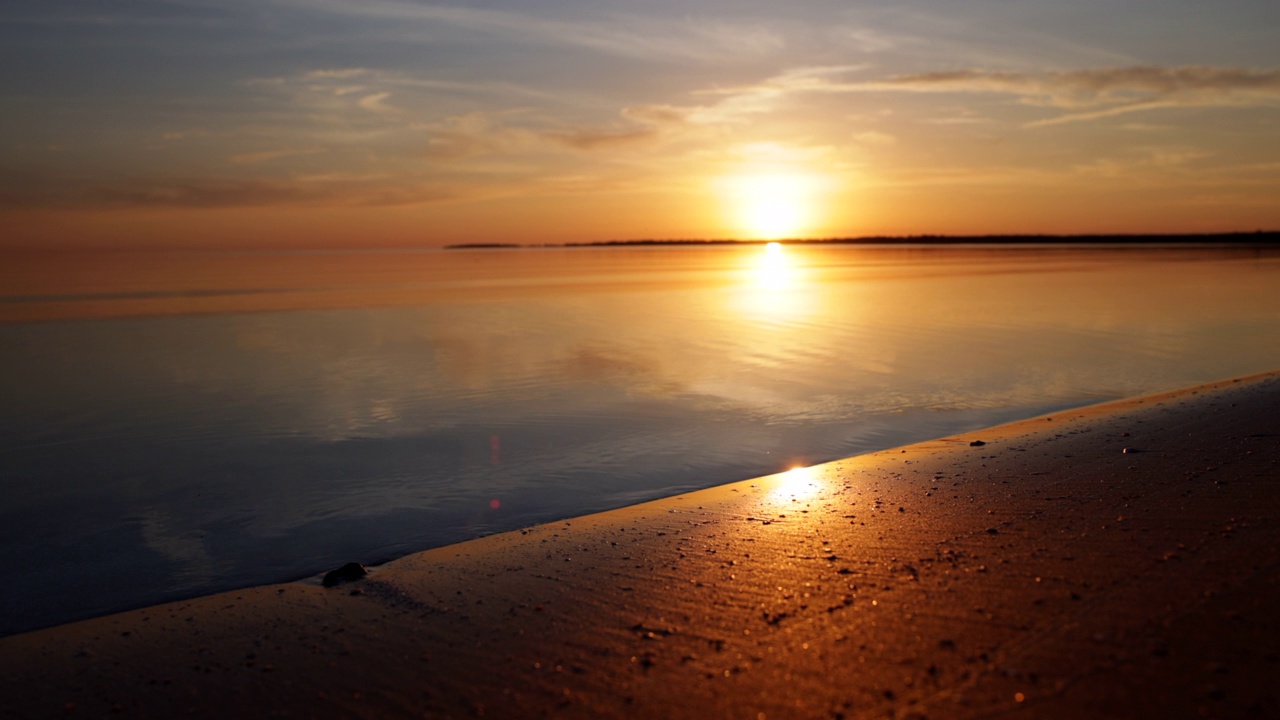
[771,465,824,502]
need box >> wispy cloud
[423,112,542,160]
[232,67,557,157]
[229,148,325,165]
[306,68,372,80]
[422,107,665,158]
[82,174,468,209]
[700,65,869,103]
[356,92,400,115]
[866,66,1280,126]
[0,8,228,29]
[423,102,710,159]
[690,64,1280,128]
[0,165,478,210]
[541,102,719,151]
[845,27,896,53]
[542,127,659,151]
[163,129,209,141]
[853,131,897,147]
[884,66,1280,105]
[275,0,784,63]
[1070,146,1213,179]
[89,177,341,208]
[469,66,877,142]
[252,66,557,111]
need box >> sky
[2,0,1279,248]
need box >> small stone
[969,440,986,447]
[322,562,368,587]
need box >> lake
[2,243,1278,635]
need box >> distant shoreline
[445,231,1280,249]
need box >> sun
[727,173,817,240]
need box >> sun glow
[770,465,824,502]
[728,173,818,240]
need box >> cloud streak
[696,64,1280,126]
[0,169,469,210]
[86,175,471,209]
[275,0,784,63]
[423,102,711,160]
[356,91,400,115]
[866,66,1280,125]
[229,148,325,165]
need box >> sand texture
[3,373,1279,719]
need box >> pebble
[323,562,368,587]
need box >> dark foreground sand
[3,373,1279,719]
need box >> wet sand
[3,372,1279,719]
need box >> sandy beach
[3,372,1278,719]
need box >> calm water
[2,244,1278,635]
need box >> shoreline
[3,371,1279,718]
[445,231,1280,249]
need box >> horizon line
[445,230,1280,250]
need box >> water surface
[2,244,1278,635]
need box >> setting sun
[727,173,819,240]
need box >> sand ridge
[2,372,1278,718]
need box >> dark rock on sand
[323,562,368,587]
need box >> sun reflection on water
[755,241,797,290]
[733,242,816,324]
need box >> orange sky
[3,2,1279,248]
